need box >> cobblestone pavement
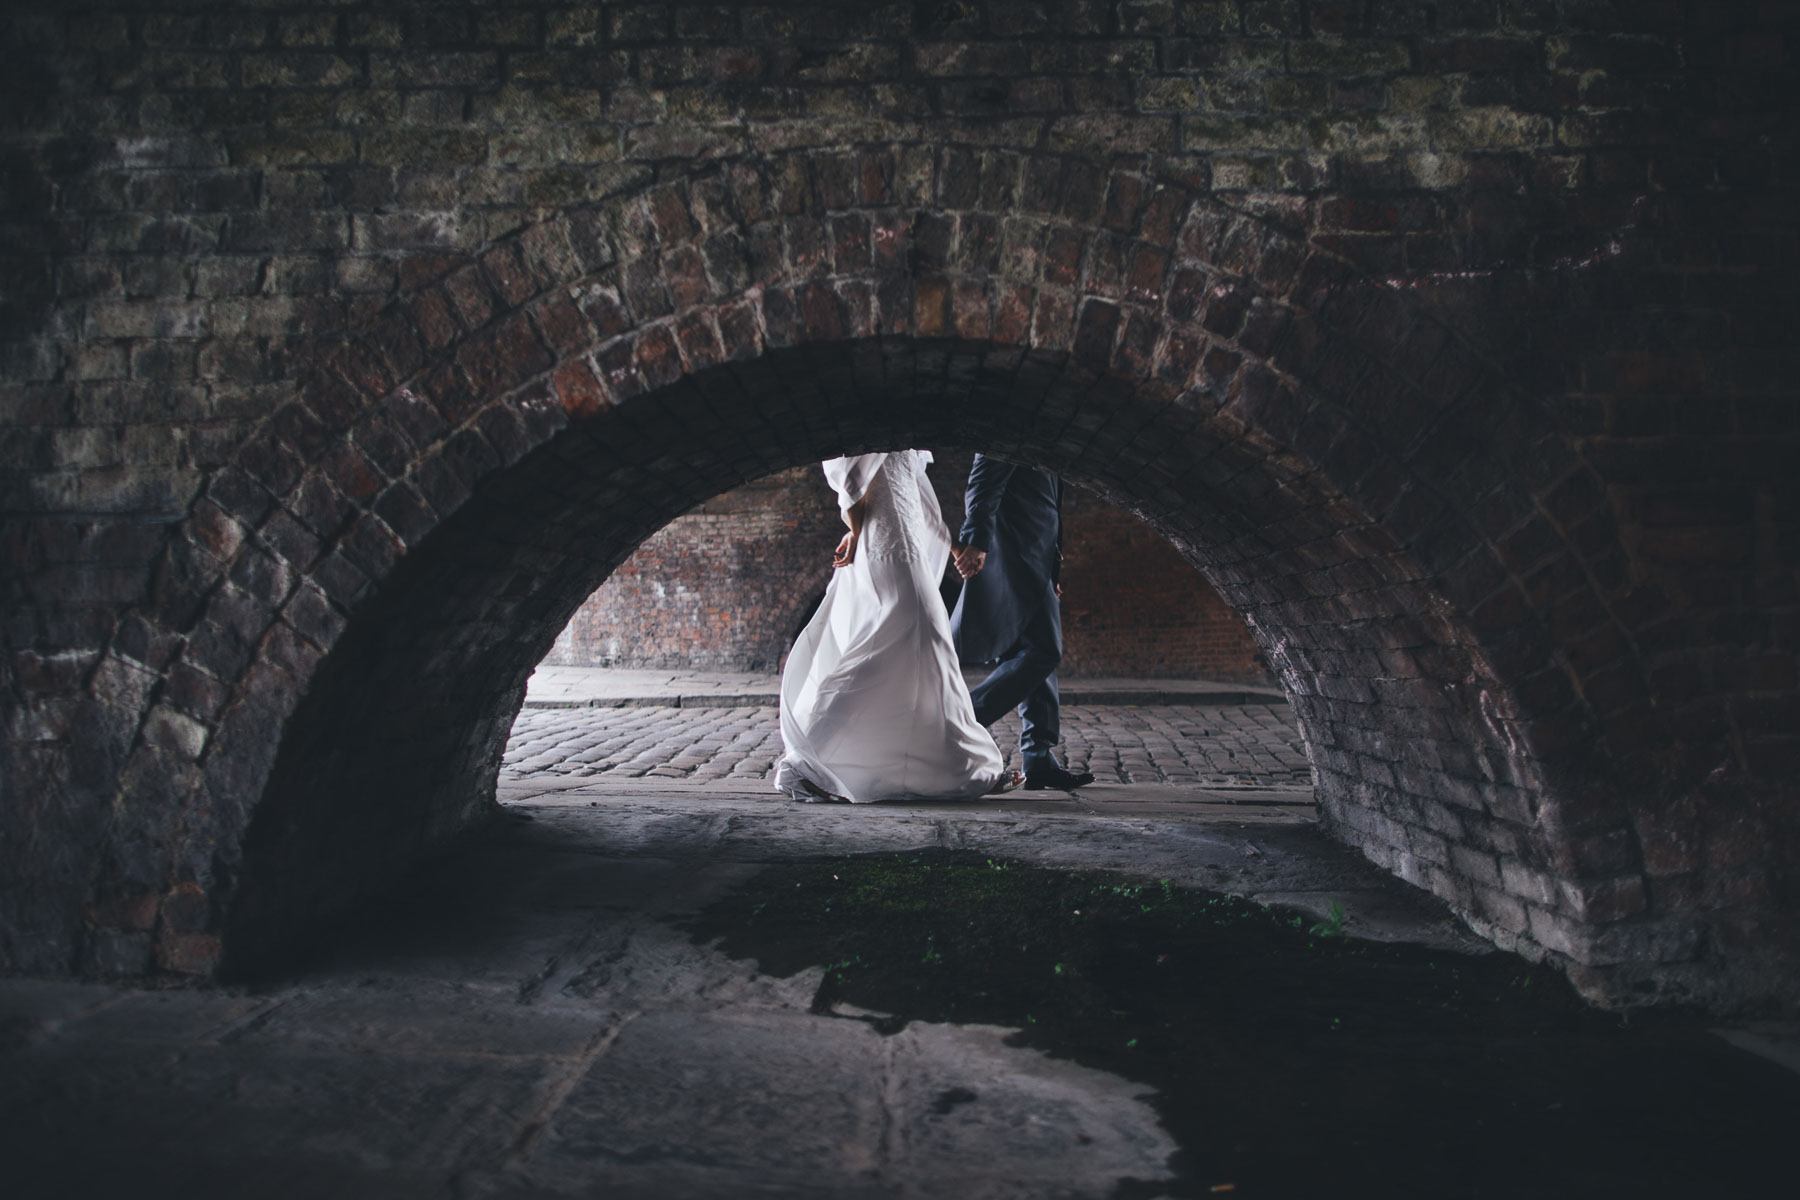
[502,703,1313,788]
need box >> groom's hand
[954,546,986,579]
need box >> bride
[773,450,1022,803]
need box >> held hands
[953,545,986,579]
[833,529,860,568]
[841,529,986,576]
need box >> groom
[950,455,1096,791]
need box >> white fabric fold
[775,450,1005,803]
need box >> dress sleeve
[821,453,886,517]
[958,453,1015,551]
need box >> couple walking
[773,450,1095,804]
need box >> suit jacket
[949,454,1062,664]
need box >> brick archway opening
[221,337,1525,981]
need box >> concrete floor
[2,777,1499,1199]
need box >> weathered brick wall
[0,1,1793,1011]
[1057,482,1268,679]
[548,451,1270,679]
[545,464,843,671]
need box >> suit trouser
[967,597,1061,769]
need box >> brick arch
[224,340,1512,975]
[86,152,1662,995]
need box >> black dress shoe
[1023,763,1094,790]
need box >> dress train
[774,451,1007,803]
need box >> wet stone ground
[4,788,1793,1200]
[6,708,1795,1198]
[502,702,1313,788]
[696,852,1800,1199]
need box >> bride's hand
[833,530,859,567]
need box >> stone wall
[0,1,1793,1011]
[546,452,1270,680]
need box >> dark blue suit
[949,455,1065,771]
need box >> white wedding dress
[774,451,1009,803]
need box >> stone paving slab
[503,700,1314,789]
[524,1008,892,1191]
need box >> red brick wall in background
[548,450,1269,681]
[1057,495,1267,681]
[546,465,842,673]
